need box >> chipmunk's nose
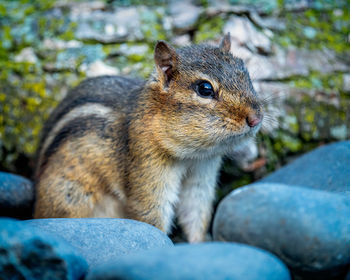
[246,113,262,127]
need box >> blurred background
[0,0,349,202]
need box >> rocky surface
[169,0,202,32]
[0,218,88,280]
[261,141,350,193]
[213,183,350,279]
[213,141,350,279]
[1,0,349,185]
[0,172,34,219]
[23,218,174,268]
[86,242,291,280]
[0,1,349,278]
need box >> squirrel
[34,34,263,243]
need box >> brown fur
[34,35,263,242]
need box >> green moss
[291,72,344,92]
[194,16,225,43]
[275,0,350,53]
[284,115,299,135]
[140,8,168,42]
[58,22,78,41]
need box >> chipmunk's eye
[196,81,215,99]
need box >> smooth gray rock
[247,46,349,81]
[86,242,291,280]
[249,11,286,31]
[206,0,279,15]
[0,172,34,219]
[24,218,173,268]
[169,0,202,32]
[343,74,350,92]
[213,183,350,279]
[0,218,87,280]
[261,141,350,193]
[223,16,272,54]
[346,270,350,280]
[74,8,144,43]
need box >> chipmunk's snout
[246,112,262,128]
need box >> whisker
[259,92,287,106]
[260,111,280,133]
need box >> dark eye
[196,81,215,99]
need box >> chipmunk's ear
[219,32,231,53]
[154,41,178,85]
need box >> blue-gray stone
[261,141,350,193]
[213,183,350,279]
[86,242,291,280]
[0,218,87,280]
[24,218,173,269]
[0,172,34,219]
[346,269,350,280]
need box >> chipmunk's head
[151,34,264,159]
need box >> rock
[343,74,350,92]
[330,125,348,141]
[171,34,191,47]
[261,141,350,193]
[247,54,278,80]
[44,45,106,72]
[230,40,254,62]
[213,183,350,279]
[14,47,38,63]
[248,47,349,81]
[346,270,350,280]
[118,43,149,58]
[303,48,348,74]
[0,218,87,280]
[86,242,291,280]
[0,172,34,219]
[83,60,119,77]
[74,7,144,43]
[23,218,173,268]
[55,0,106,15]
[169,0,202,32]
[206,0,278,16]
[249,11,286,31]
[206,3,252,17]
[253,81,339,104]
[249,46,311,80]
[42,38,83,50]
[283,0,333,12]
[223,16,272,54]
[253,81,348,142]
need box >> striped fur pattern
[34,36,263,243]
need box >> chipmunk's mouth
[221,122,261,143]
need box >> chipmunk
[34,34,263,243]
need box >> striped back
[35,75,145,176]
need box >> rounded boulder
[261,141,350,193]
[86,242,291,280]
[0,172,34,219]
[23,218,173,269]
[213,183,350,279]
[0,218,88,280]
